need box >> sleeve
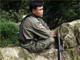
[38,18,50,30]
[23,18,53,40]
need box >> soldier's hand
[49,30,53,34]
[49,30,57,37]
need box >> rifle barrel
[57,28,62,60]
[59,52,62,60]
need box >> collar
[29,13,38,18]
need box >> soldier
[17,1,55,53]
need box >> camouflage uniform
[18,14,54,53]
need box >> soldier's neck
[30,13,38,18]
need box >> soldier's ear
[32,9,35,14]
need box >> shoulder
[24,16,38,23]
[28,16,38,22]
[23,16,39,27]
[38,18,45,23]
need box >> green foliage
[0,9,9,22]
[0,9,16,22]
[43,1,80,29]
[20,1,30,14]
[1,1,30,23]
[1,1,21,12]
[0,21,19,47]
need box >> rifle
[57,28,64,60]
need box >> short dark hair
[29,1,43,12]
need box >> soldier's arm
[31,21,53,39]
[38,18,54,35]
[23,18,53,39]
[38,18,50,30]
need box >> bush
[0,22,19,47]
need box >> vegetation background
[0,0,80,46]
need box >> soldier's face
[32,5,43,17]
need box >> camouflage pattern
[60,20,80,48]
[59,20,80,60]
